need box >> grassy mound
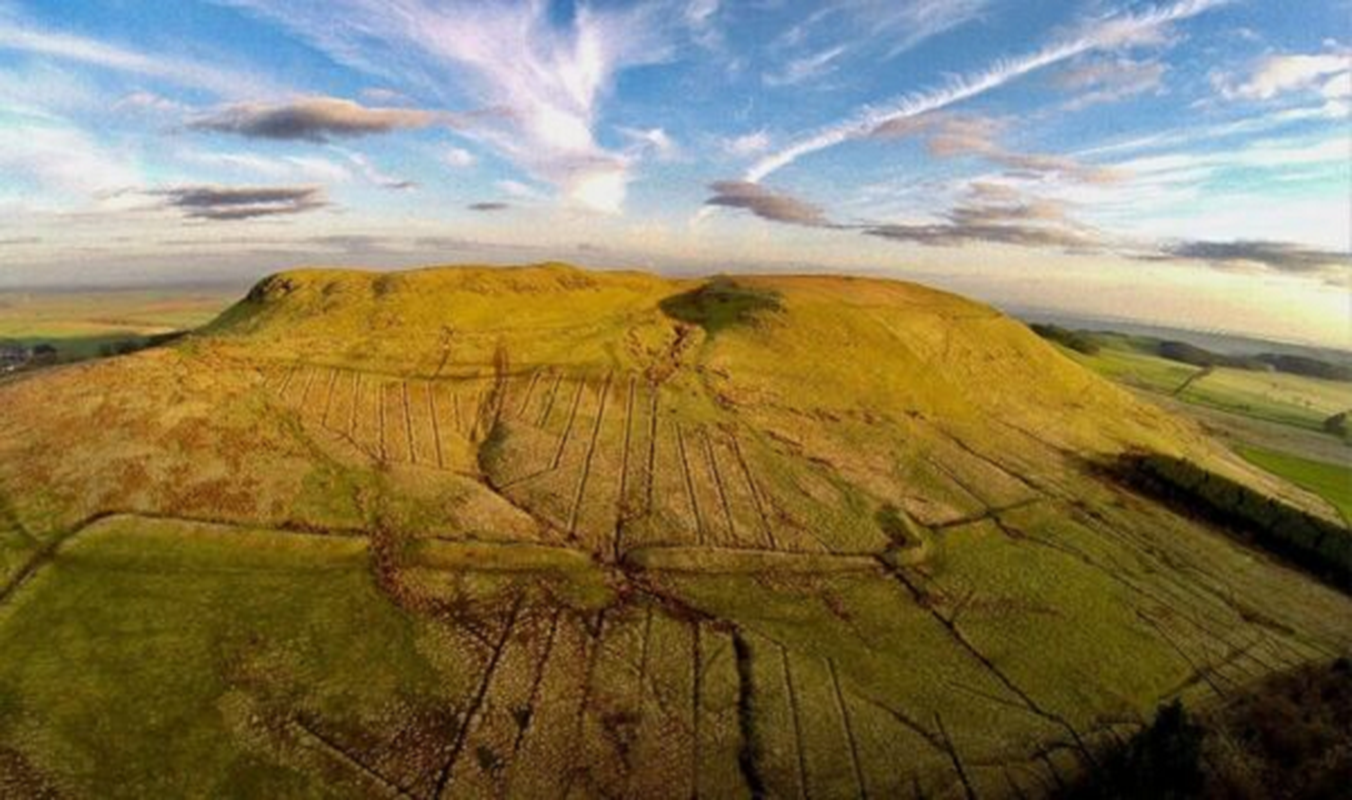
[1,263,1349,798]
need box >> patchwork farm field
[2,265,1349,798]
[0,289,235,360]
[1066,341,1352,434]
[1179,368,1352,431]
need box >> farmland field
[1237,446,1351,525]
[1178,367,1352,431]
[1063,338,1352,434]
[0,289,235,360]
[1065,345,1201,395]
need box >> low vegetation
[1061,658,1352,799]
[1030,323,1101,354]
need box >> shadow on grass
[659,278,783,337]
[1,330,190,368]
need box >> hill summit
[0,264,1348,798]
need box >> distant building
[0,342,57,373]
[0,343,28,373]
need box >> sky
[0,0,1348,346]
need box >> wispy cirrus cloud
[0,8,275,99]
[721,130,772,158]
[774,1,992,64]
[153,185,328,221]
[189,96,442,142]
[873,113,1122,183]
[763,45,847,87]
[0,120,140,200]
[1053,56,1168,109]
[216,0,678,213]
[748,0,1229,182]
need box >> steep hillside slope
[0,264,1347,798]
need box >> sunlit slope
[0,264,1348,799]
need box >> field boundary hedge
[1116,453,1351,592]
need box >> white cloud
[872,0,994,59]
[684,0,722,50]
[1225,51,1351,100]
[763,45,847,87]
[332,149,417,190]
[219,0,675,213]
[440,146,477,168]
[0,62,101,116]
[113,90,187,115]
[722,130,772,157]
[177,150,356,184]
[747,0,1229,182]
[1054,57,1168,109]
[618,126,679,160]
[0,120,140,203]
[1076,101,1349,160]
[775,1,992,63]
[685,0,719,28]
[497,179,547,201]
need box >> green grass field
[1180,368,1352,431]
[1237,446,1352,525]
[0,289,235,359]
[1061,339,1352,434]
[1065,344,1202,395]
[0,518,456,797]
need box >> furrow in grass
[432,594,524,799]
[731,434,777,550]
[515,368,542,420]
[675,423,705,546]
[614,374,636,560]
[568,371,613,536]
[402,381,416,465]
[536,372,564,429]
[551,378,586,471]
[779,646,809,800]
[289,716,412,799]
[828,659,868,800]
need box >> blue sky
[0,0,1348,345]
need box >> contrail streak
[746,0,1231,183]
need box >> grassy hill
[1,264,1349,798]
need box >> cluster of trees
[1255,353,1352,382]
[96,332,185,359]
[1030,324,1101,355]
[1029,322,1352,383]
[1156,342,1352,381]
[1061,658,1352,799]
[0,341,57,372]
[1118,454,1351,590]
[1325,411,1350,441]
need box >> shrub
[1060,700,1204,799]
[1030,324,1101,355]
